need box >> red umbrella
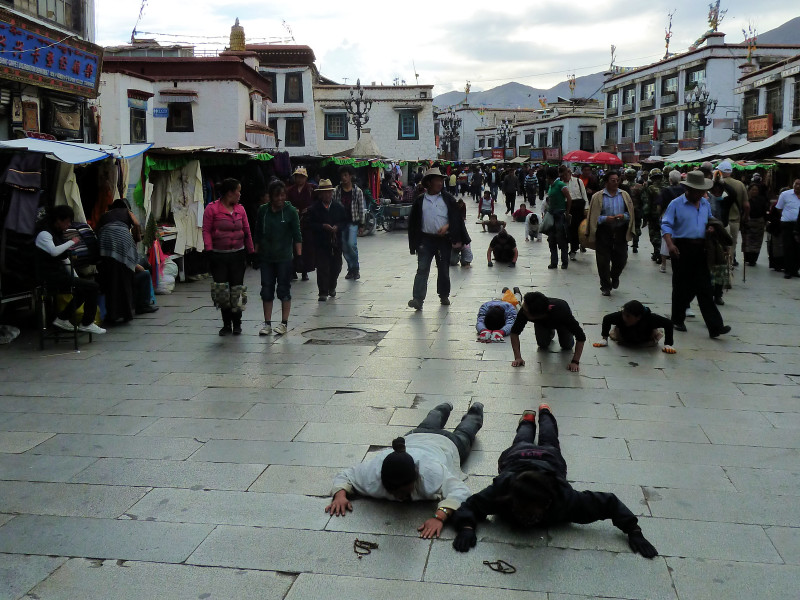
[586,152,623,166]
[562,149,592,162]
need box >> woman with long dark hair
[202,178,254,336]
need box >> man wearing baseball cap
[661,171,730,338]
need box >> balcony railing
[660,93,677,105]
[640,97,654,108]
[622,103,634,112]
[660,131,677,141]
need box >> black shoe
[732,259,739,267]
[135,305,159,314]
[232,323,242,335]
[784,274,793,279]
[292,273,298,280]
[611,277,620,289]
[344,270,354,280]
[548,264,557,269]
[353,270,361,280]
[318,295,327,302]
[509,262,516,268]
[714,297,725,306]
[632,247,638,253]
[301,274,309,281]
[329,290,337,297]
[561,263,568,269]
[673,322,687,332]
[709,325,731,338]
[601,288,611,296]
[219,324,232,336]
[469,402,484,414]
[655,256,663,265]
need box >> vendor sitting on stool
[593,300,675,353]
[34,205,106,335]
[487,228,518,267]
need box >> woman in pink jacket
[202,178,254,336]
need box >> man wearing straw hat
[307,179,348,302]
[408,167,471,309]
[661,171,731,338]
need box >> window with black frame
[285,118,304,146]
[130,108,146,143]
[166,103,193,133]
[284,73,303,103]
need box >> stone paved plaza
[1,218,799,600]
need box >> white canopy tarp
[777,148,800,159]
[0,139,152,164]
[727,129,795,156]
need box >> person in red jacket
[202,178,254,336]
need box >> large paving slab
[188,526,430,580]
[21,559,295,600]
[0,515,214,563]
[0,554,66,600]
[0,481,147,518]
[666,557,800,600]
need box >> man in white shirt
[776,179,800,279]
[325,401,484,539]
[407,167,471,309]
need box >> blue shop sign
[0,9,102,98]
[153,107,169,118]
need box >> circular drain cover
[302,327,369,341]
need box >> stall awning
[508,156,528,164]
[777,148,800,159]
[666,138,752,163]
[0,139,152,164]
[728,129,796,156]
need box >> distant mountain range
[434,16,800,109]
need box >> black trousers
[210,250,247,325]
[547,212,569,267]
[47,273,99,326]
[412,235,452,301]
[409,402,483,463]
[595,224,628,290]
[671,240,724,332]
[315,244,343,295]
[568,200,585,252]
[534,321,574,350]
[509,409,567,477]
[505,192,516,214]
[782,222,799,276]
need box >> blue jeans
[342,223,359,272]
[412,235,452,301]
[260,259,293,301]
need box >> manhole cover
[301,327,386,346]
[302,327,369,341]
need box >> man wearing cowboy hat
[408,167,471,309]
[287,166,316,281]
[661,171,731,338]
[332,164,365,280]
[307,179,348,301]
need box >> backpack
[63,222,99,273]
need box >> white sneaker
[659,264,667,273]
[259,323,272,336]
[52,318,74,331]
[77,323,106,335]
[685,308,696,318]
[273,322,287,335]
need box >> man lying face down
[450,404,658,559]
[326,402,484,539]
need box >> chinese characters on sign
[0,11,101,97]
[747,114,773,141]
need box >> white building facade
[602,32,800,161]
[98,55,272,149]
[314,84,436,160]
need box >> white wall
[98,73,254,148]
[314,85,436,160]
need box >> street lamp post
[343,79,373,140]
[440,108,462,160]
[496,119,512,159]
[684,84,717,151]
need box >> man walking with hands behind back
[661,171,730,338]
[332,165,365,280]
[408,167,471,310]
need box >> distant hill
[434,72,605,109]
[756,16,800,45]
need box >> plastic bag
[155,274,175,295]
[540,211,554,235]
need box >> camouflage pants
[647,218,662,253]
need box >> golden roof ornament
[230,18,245,51]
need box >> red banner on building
[747,114,773,141]
[491,148,504,159]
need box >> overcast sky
[96,1,795,95]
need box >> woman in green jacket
[254,180,302,336]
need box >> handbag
[540,211,554,235]
[579,218,595,250]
